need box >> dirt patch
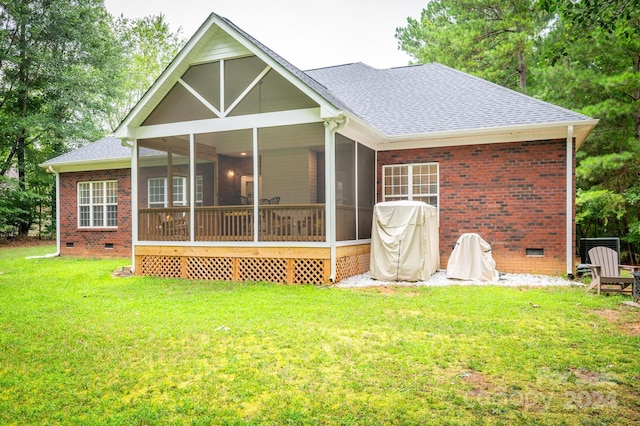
[112,266,133,278]
[458,371,501,399]
[593,308,640,336]
[362,286,422,297]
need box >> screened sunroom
[127,50,375,283]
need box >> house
[42,13,597,283]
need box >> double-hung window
[148,176,202,207]
[382,163,439,208]
[78,181,118,228]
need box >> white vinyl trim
[566,125,574,276]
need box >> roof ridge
[304,62,371,73]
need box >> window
[78,181,117,228]
[382,163,439,208]
[147,176,202,207]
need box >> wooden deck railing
[139,207,190,241]
[139,204,327,242]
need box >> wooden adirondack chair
[585,246,638,294]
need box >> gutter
[26,166,61,259]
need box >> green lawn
[1,245,639,425]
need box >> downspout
[26,166,60,259]
[566,125,574,278]
[326,115,348,283]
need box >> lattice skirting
[334,252,370,283]
[138,255,328,284]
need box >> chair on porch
[585,246,638,294]
[269,196,280,204]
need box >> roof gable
[114,13,342,137]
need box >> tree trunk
[17,11,29,235]
[517,49,526,94]
[634,54,640,142]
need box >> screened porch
[136,124,374,243]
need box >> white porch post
[566,125,574,277]
[131,139,139,271]
[189,133,196,241]
[325,116,348,282]
[253,127,259,242]
[325,121,336,281]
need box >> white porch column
[566,125,574,277]
[131,139,139,271]
[324,116,348,282]
[189,133,196,241]
[253,127,259,242]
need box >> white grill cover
[446,233,499,282]
[370,201,440,281]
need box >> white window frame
[382,163,439,210]
[77,180,118,228]
[147,176,202,208]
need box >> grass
[1,245,639,425]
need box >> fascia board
[369,120,599,151]
[40,158,131,173]
[114,14,220,138]
[337,116,598,151]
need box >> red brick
[59,169,131,258]
[377,139,576,275]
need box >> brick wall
[59,169,132,258]
[377,139,575,275]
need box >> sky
[103,0,427,71]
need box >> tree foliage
[397,0,640,262]
[396,0,550,92]
[0,2,183,237]
[0,0,122,234]
[109,14,184,130]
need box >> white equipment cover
[446,233,499,282]
[370,201,440,281]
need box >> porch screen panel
[194,130,253,242]
[225,56,317,117]
[357,143,375,239]
[142,84,216,125]
[181,62,221,112]
[137,136,191,241]
[335,134,356,241]
[258,123,325,242]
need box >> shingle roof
[305,62,592,137]
[44,14,595,168]
[42,136,162,166]
[42,136,130,166]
